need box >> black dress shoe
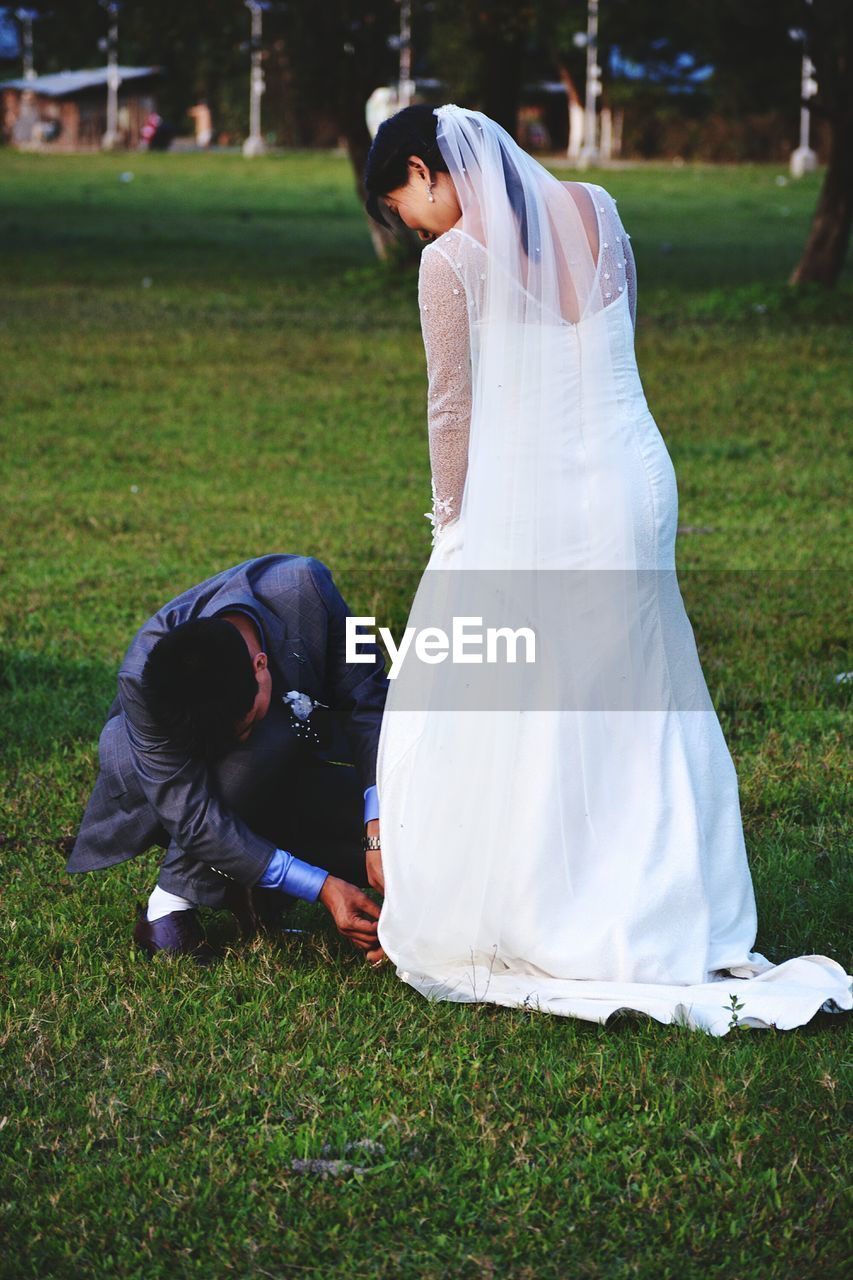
[133,906,217,964]
[222,883,297,940]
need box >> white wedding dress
[375,107,850,1035]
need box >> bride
[362,103,850,1034]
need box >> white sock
[147,884,196,923]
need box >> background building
[1,66,158,150]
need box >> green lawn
[0,150,850,1279]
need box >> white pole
[15,9,36,80]
[100,2,121,151]
[243,0,267,157]
[398,0,414,108]
[578,0,600,170]
[790,52,818,177]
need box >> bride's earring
[427,182,435,203]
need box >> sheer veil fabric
[375,105,851,1034]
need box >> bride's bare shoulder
[558,180,600,258]
[560,179,596,207]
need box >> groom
[67,554,388,965]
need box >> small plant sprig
[726,992,746,1031]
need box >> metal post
[243,0,267,157]
[100,1,121,150]
[790,52,818,177]
[578,0,601,170]
[15,8,38,80]
[398,0,414,108]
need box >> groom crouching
[67,554,388,965]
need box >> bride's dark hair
[365,102,531,254]
[364,104,449,226]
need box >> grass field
[0,150,850,1279]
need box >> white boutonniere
[282,690,328,744]
[283,690,322,719]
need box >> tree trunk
[788,96,850,285]
[790,0,853,287]
[342,118,400,261]
[788,136,845,284]
[789,115,852,285]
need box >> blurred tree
[279,0,405,257]
[532,0,608,153]
[122,0,249,135]
[542,0,806,157]
[604,0,803,115]
[429,0,536,137]
[790,0,852,286]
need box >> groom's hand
[319,876,380,951]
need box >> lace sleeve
[418,242,472,543]
[620,206,637,332]
[594,185,637,331]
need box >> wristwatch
[362,834,382,853]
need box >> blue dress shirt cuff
[363,785,379,824]
[257,848,328,902]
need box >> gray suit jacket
[67,554,388,884]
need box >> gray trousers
[156,700,367,906]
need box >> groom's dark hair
[142,618,258,759]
